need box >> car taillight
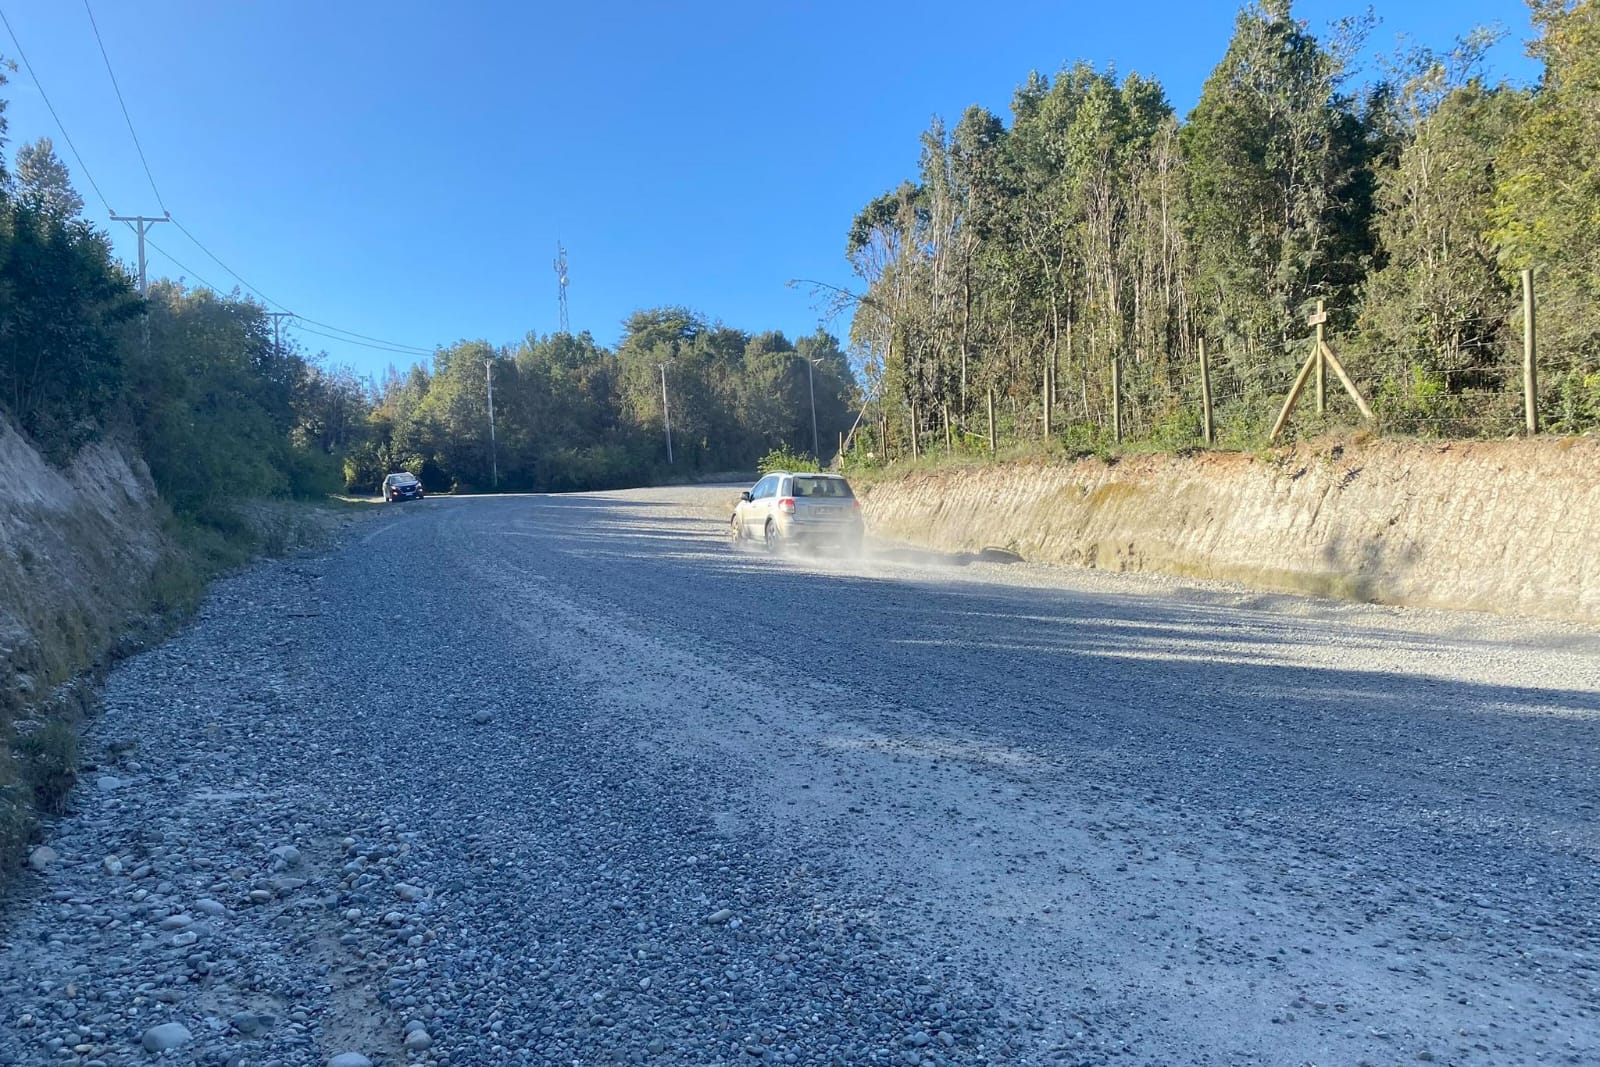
[852,499,860,509]
[778,498,795,514]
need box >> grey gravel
[1,487,1596,1067]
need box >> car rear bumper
[779,519,862,543]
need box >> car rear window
[791,476,852,499]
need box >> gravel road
[3,486,1598,1066]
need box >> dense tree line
[844,0,1600,453]
[348,313,857,494]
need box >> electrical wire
[290,322,438,357]
[169,223,431,354]
[81,0,163,212]
[144,235,233,294]
[0,5,115,212]
[72,3,437,356]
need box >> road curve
[2,486,1597,1066]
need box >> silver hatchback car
[731,471,864,553]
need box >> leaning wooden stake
[986,388,996,453]
[1318,341,1375,421]
[1199,338,1214,447]
[1269,347,1321,442]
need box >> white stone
[141,1023,193,1052]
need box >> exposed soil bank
[0,420,363,875]
[858,437,1600,623]
[0,421,165,718]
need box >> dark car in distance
[381,472,425,503]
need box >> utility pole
[805,357,820,459]
[486,358,499,490]
[109,211,170,293]
[659,363,674,464]
[265,312,294,357]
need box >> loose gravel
[1,487,1596,1066]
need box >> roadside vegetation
[838,0,1600,457]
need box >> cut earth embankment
[857,436,1600,623]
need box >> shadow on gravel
[455,493,1600,868]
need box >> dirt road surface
[3,486,1597,1066]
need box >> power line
[168,216,286,309]
[144,235,232,294]
[287,316,432,355]
[290,322,436,357]
[0,5,114,212]
[167,219,430,353]
[5,5,445,360]
[81,0,164,212]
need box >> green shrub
[757,446,820,474]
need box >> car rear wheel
[764,520,780,552]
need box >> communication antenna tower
[554,243,570,334]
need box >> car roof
[765,471,846,479]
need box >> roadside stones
[194,898,227,917]
[704,908,734,924]
[472,710,494,725]
[26,846,57,872]
[396,882,425,902]
[159,914,194,930]
[328,1055,372,1067]
[94,775,125,793]
[101,855,123,875]
[140,1022,193,1052]
[403,1027,434,1051]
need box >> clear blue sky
[1,0,1538,379]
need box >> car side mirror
[740,491,753,502]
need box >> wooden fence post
[1199,338,1214,447]
[1313,298,1327,416]
[987,388,996,453]
[1522,268,1540,436]
[1042,364,1052,440]
[910,397,920,460]
[1111,356,1123,444]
